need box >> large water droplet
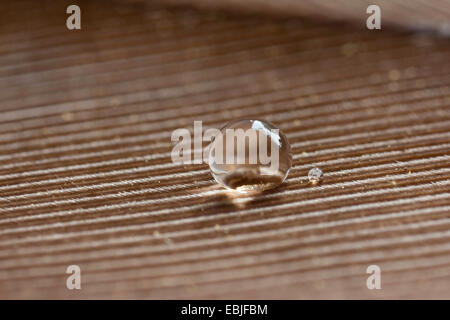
[208,119,292,193]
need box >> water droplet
[308,167,323,185]
[208,119,292,193]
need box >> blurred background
[0,0,449,299]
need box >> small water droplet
[308,167,323,185]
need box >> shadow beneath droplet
[244,182,290,205]
[227,182,291,208]
[194,183,248,209]
[195,179,291,210]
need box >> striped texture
[0,0,449,299]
